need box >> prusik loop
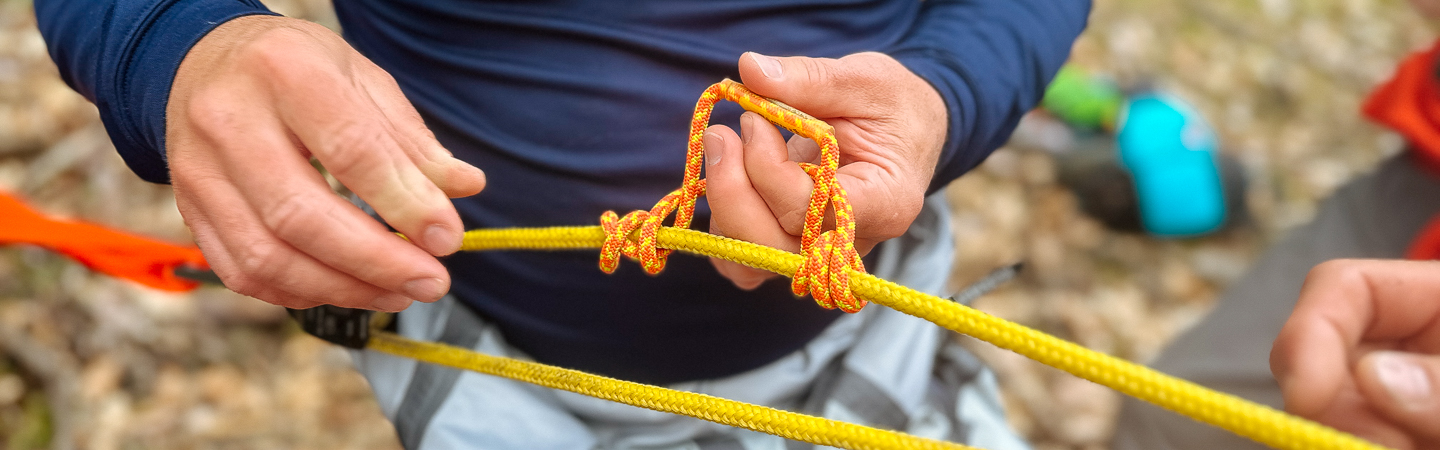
[597,79,867,312]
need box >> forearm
[886,0,1090,192]
[34,0,274,184]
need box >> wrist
[171,15,300,109]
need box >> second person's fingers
[1356,351,1440,442]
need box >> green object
[1042,65,1124,131]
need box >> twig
[949,263,1024,305]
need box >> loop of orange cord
[0,191,206,292]
[597,79,866,312]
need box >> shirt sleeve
[886,0,1091,193]
[34,0,275,184]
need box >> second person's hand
[1271,259,1440,450]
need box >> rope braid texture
[370,81,1391,450]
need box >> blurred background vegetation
[0,0,1433,448]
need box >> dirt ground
[0,0,1432,448]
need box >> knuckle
[241,27,312,70]
[220,272,261,298]
[1308,259,1362,283]
[262,192,327,240]
[877,195,924,239]
[234,241,285,284]
[241,26,346,92]
[778,208,807,236]
[798,58,832,89]
[184,92,244,141]
[320,123,387,175]
[1303,259,1372,297]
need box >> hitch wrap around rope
[599,79,866,312]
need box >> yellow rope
[367,225,1395,450]
[368,331,974,450]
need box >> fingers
[270,48,467,257]
[787,135,821,165]
[703,123,793,289]
[184,87,452,304]
[166,17,461,312]
[1272,259,1440,426]
[357,64,487,198]
[734,52,934,245]
[1356,351,1440,442]
[739,112,816,236]
[172,166,413,312]
[1273,259,1387,418]
[739,112,918,244]
[836,161,923,243]
[737,52,892,118]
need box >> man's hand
[1271,259,1440,450]
[704,52,947,289]
[166,16,486,312]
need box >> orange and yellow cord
[599,79,866,312]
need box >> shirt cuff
[891,49,982,195]
[105,0,275,184]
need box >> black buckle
[287,305,375,349]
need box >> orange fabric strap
[1363,40,1440,172]
[1362,39,1440,260]
[0,191,207,292]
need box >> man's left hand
[704,52,947,289]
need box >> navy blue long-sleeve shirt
[37,0,1088,384]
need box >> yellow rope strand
[368,331,974,450]
[376,81,1383,450]
[396,225,1391,450]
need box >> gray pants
[1111,155,1440,449]
[354,193,1027,450]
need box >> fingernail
[402,277,447,302]
[740,112,756,145]
[423,224,461,255]
[371,293,413,312]
[1373,351,1433,410]
[704,130,723,166]
[751,53,783,80]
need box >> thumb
[737,52,892,118]
[1356,350,1440,441]
[702,123,789,289]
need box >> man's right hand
[165,16,486,312]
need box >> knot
[791,230,866,312]
[599,79,871,312]
[598,185,698,275]
[599,209,670,275]
[788,162,866,312]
